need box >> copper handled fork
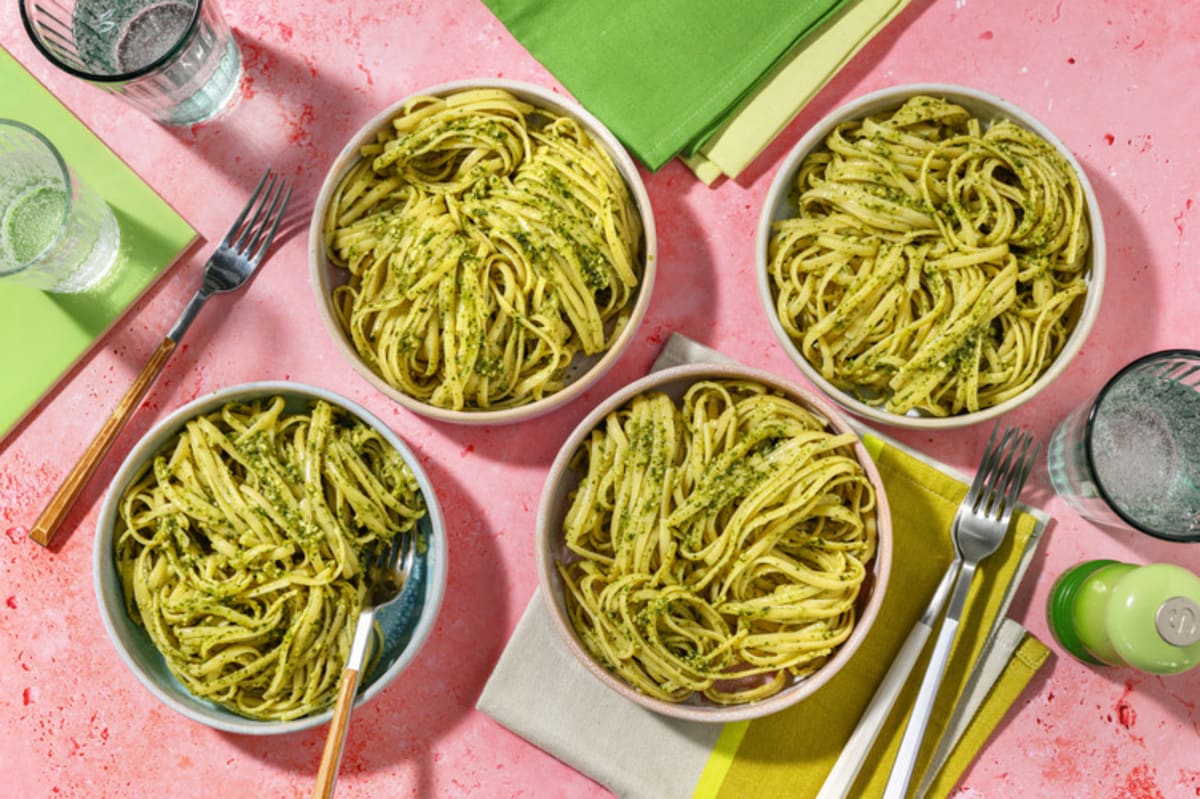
[312,530,418,799]
[29,169,292,548]
[881,424,1038,799]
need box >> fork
[816,425,1028,799]
[814,559,959,799]
[28,169,292,548]
[881,424,1038,799]
[312,530,418,799]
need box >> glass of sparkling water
[1048,350,1200,543]
[0,120,121,293]
[20,0,243,126]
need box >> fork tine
[246,180,292,265]
[374,533,396,572]
[980,428,1037,522]
[230,175,289,261]
[962,424,1007,509]
[219,169,272,248]
[999,433,1039,523]
[228,173,276,252]
[230,172,286,254]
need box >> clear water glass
[1048,349,1200,543]
[20,0,243,126]
[0,120,120,293]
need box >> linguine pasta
[114,396,426,721]
[767,95,1090,416]
[323,88,643,412]
[558,379,877,705]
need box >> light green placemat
[0,45,199,442]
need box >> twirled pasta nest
[768,96,1091,416]
[323,88,644,412]
[558,379,877,705]
[114,397,426,721]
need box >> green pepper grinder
[1047,560,1200,674]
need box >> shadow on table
[160,29,369,218]
[1009,156,1167,620]
[215,450,508,794]
[977,152,1197,781]
[979,639,1200,792]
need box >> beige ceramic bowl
[309,79,657,425]
[94,382,448,735]
[536,363,892,722]
[756,83,1106,430]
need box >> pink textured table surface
[2,2,1199,797]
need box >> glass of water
[1048,349,1200,543]
[0,120,121,293]
[20,0,243,127]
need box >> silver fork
[312,530,418,799]
[29,169,292,548]
[882,424,1038,799]
[816,424,1033,799]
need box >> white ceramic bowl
[309,78,657,425]
[756,83,1106,429]
[536,363,892,722]
[94,382,448,735]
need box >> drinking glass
[20,0,243,127]
[0,120,121,293]
[1048,350,1200,543]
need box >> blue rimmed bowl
[93,381,447,735]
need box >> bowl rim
[535,362,893,722]
[755,81,1107,430]
[307,77,658,426]
[92,380,449,735]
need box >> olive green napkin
[478,334,1052,798]
[480,0,849,170]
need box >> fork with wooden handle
[28,169,292,548]
[312,530,417,799]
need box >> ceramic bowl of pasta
[757,83,1106,429]
[536,363,892,722]
[93,382,448,735]
[309,79,657,425]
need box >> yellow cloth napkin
[711,442,1048,798]
[684,0,914,183]
[479,335,1050,798]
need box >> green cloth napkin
[684,0,913,183]
[481,0,848,170]
[0,45,198,442]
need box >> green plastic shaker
[1047,560,1200,674]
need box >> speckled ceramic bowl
[757,83,1106,430]
[94,382,448,735]
[309,78,657,426]
[536,363,892,722]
